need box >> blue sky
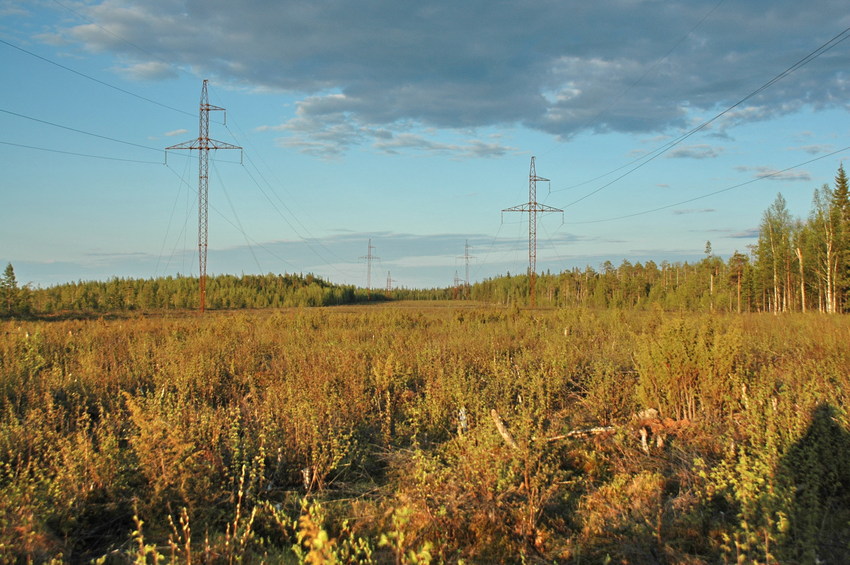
[2,0,850,289]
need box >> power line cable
[164,162,297,269]
[51,0,177,70]
[540,0,726,161]
[217,113,331,240]
[552,25,850,205]
[211,160,263,273]
[0,107,164,154]
[1,107,239,164]
[538,221,568,270]
[0,140,162,164]
[235,161,349,276]
[573,145,850,225]
[156,154,192,276]
[0,38,194,117]
[469,222,507,283]
[216,114,352,273]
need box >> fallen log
[543,426,616,442]
[490,409,519,450]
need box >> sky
[2,0,850,290]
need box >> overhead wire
[551,25,850,208]
[155,154,192,276]
[8,24,361,279]
[0,140,162,164]
[0,38,194,118]
[511,0,728,281]
[0,107,165,154]
[0,47,256,279]
[1,39,340,278]
[0,106,239,165]
[211,159,264,273]
[572,144,850,225]
[10,28,366,281]
[529,23,850,279]
[13,4,850,286]
[468,222,506,283]
[217,115,354,275]
[234,159,351,277]
[50,0,178,72]
[164,162,297,270]
[538,221,568,270]
[539,0,727,162]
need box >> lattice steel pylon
[502,156,563,308]
[166,80,242,313]
[360,239,380,300]
[457,240,475,299]
[385,271,397,297]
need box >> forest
[0,166,848,563]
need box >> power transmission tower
[359,239,379,299]
[457,240,475,299]
[166,80,242,313]
[502,156,563,308]
[385,271,397,298]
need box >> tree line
[467,165,850,313]
[755,164,850,313]
[3,165,848,316]
[1,271,364,315]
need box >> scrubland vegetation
[1,166,848,562]
[1,305,849,563]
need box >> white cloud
[673,208,716,215]
[115,61,177,81]
[793,144,835,155]
[373,133,516,159]
[736,166,812,182]
[729,228,760,239]
[666,144,723,159]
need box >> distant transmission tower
[360,239,379,299]
[166,80,242,313]
[457,240,475,299]
[502,156,563,308]
[385,271,397,297]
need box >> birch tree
[810,185,841,313]
[757,194,794,313]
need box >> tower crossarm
[166,139,243,151]
[501,202,563,217]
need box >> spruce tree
[833,164,850,311]
[833,163,849,224]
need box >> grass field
[1,304,849,563]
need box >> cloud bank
[44,0,850,155]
